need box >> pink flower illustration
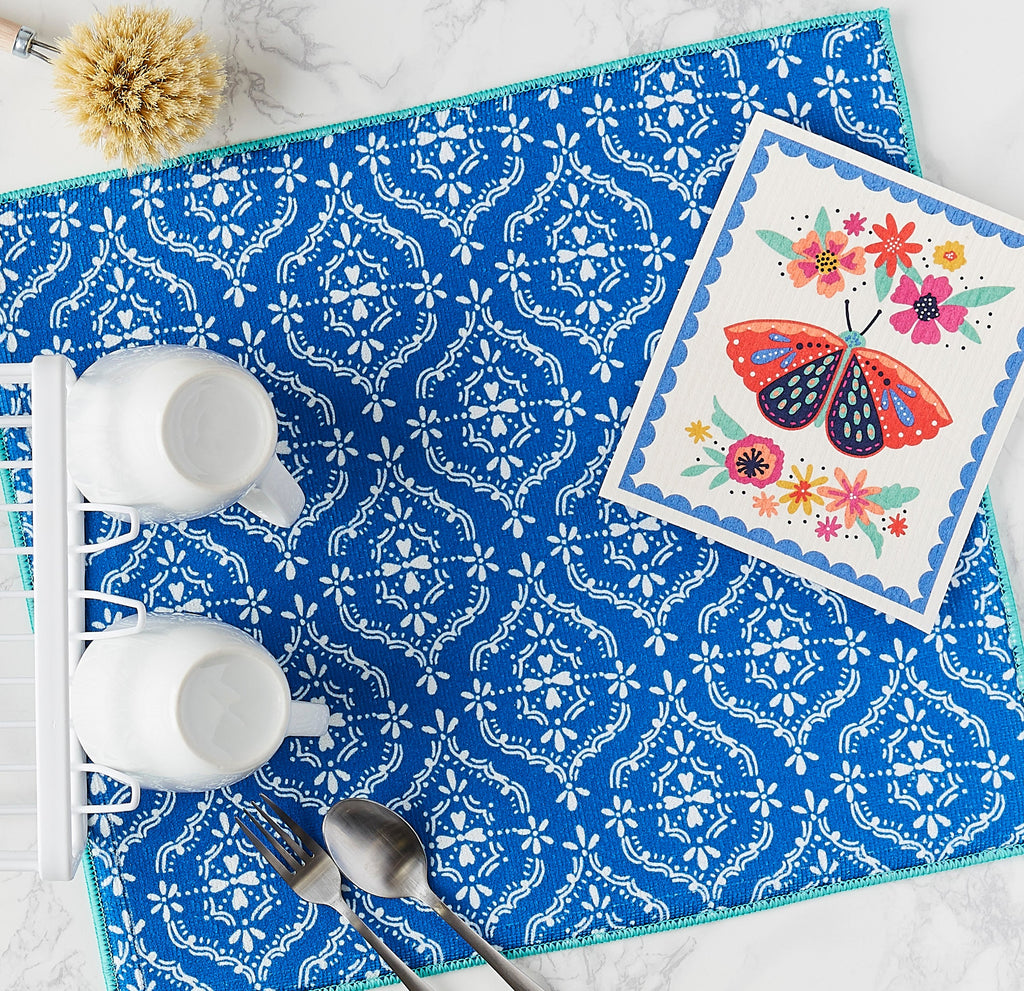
[725,435,784,488]
[843,212,866,236]
[786,229,865,298]
[815,516,842,541]
[889,274,968,344]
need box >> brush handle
[0,17,33,57]
[0,17,22,54]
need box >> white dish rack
[1,355,146,880]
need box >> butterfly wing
[826,347,952,457]
[725,319,848,429]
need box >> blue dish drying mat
[4,9,1024,991]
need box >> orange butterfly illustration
[725,305,952,457]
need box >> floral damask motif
[414,300,575,538]
[604,691,772,902]
[499,134,668,361]
[836,640,1014,858]
[685,567,867,778]
[466,552,629,776]
[321,437,491,685]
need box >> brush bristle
[53,6,226,169]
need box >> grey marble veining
[3,1,1024,988]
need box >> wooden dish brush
[1,6,225,169]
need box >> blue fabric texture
[3,12,1024,991]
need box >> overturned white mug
[66,345,304,525]
[69,614,329,792]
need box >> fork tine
[235,814,293,877]
[260,793,321,854]
[245,804,305,870]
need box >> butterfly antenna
[844,299,853,335]
[861,308,883,336]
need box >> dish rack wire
[1,355,145,880]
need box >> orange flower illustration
[864,213,922,277]
[786,229,865,298]
[887,513,909,537]
[752,492,780,517]
[817,467,883,529]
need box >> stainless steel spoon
[324,798,547,991]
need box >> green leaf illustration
[946,286,1014,308]
[875,484,919,511]
[681,464,717,477]
[898,259,922,284]
[704,445,727,465]
[858,519,884,559]
[708,469,731,490]
[959,323,982,344]
[875,264,894,302]
[814,206,831,243]
[756,229,799,259]
[712,397,748,441]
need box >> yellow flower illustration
[776,463,827,516]
[933,240,965,272]
[686,419,713,444]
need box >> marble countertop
[3,0,1024,988]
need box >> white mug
[66,345,304,525]
[69,614,329,792]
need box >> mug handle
[238,455,305,527]
[286,700,330,737]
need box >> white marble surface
[4,0,1024,988]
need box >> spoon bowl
[323,797,431,901]
[324,798,546,991]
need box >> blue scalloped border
[618,126,1024,614]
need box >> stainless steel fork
[236,795,432,991]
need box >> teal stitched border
[7,8,1024,989]
[318,839,1024,991]
[82,844,119,991]
[1,7,890,204]
[876,11,923,176]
